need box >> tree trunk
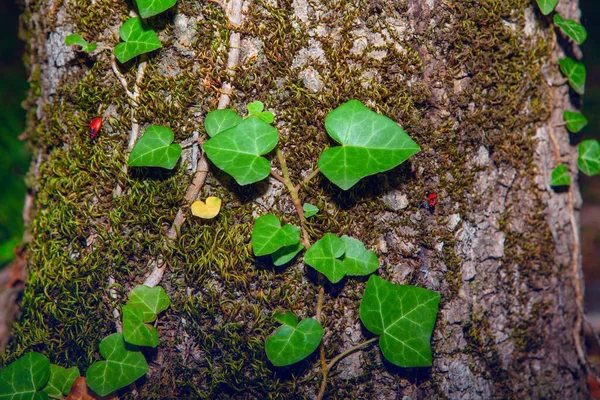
[3,0,590,398]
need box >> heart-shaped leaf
[265,314,323,366]
[114,18,161,63]
[563,111,588,133]
[135,0,176,18]
[0,352,50,400]
[247,101,274,124]
[302,203,319,218]
[536,0,558,15]
[203,117,279,185]
[122,305,159,347]
[273,310,298,326]
[559,57,586,95]
[128,125,182,169]
[252,214,300,257]
[65,33,97,52]
[550,164,571,187]
[205,109,243,138]
[318,100,420,190]
[127,285,170,323]
[43,365,79,397]
[578,139,600,177]
[271,242,304,266]
[554,14,587,45]
[303,233,346,283]
[340,235,379,276]
[191,196,222,219]
[86,333,149,397]
[359,275,440,367]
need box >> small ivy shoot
[553,14,587,45]
[265,312,323,366]
[536,0,558,15]
[114,17,162,63]
[128,125,182,169]
[563,111,588,133]
[559,57,586,95]
[135,0,177,18]
[550,164,571,187]
[578,140,600,176]
[65,33,97,52]
[303,203,319,218]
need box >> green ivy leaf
[304,233,346,283]
[205,109,242,138]
[578,139,600,176]
[563,111,588,133]
[271,242,304,266]
[536,0,558,15]
[122,305,159,347]
[203,117,279,185]
[42,365,79,397]
[114,18,162,63]
[0,352,50,400]
[65,33,97,52]
[251,214,300,257]
[359,275,440,367]
[550,164,571,186]
[127,285,170,322]
[318,100,420,190]
[302,203,319,218]
[340,235,379,276]
[135,0,177,18]
[273,310,298,326]
[128,125,182,169]
[265,314,323,366]
[553,14,587,45]
[247,101,264,116]
[86,333,149,397]
[559,57,586,95]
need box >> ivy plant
[536,0,558,15]
[559,57,586,95]
[578,140,600,177]
[550,164,571,187]
[64,34,97,52]
[302,203,319,218]
[265,311,323,367]
[43,365,80,398]
[114,17,162,63]
[251,214,301,263]
[563,111,588,133]
[553,14,587,45]
[128,125,182,169]
[135,0,177,18]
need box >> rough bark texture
[2,0,590,398]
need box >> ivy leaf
[271,242,304,266]
[359,275,440,367]
[122,305,159,347]
[205,109,243,138]
[251,214,300,257]
[273,310,298,326]
[553,14,587,45]
[265,314,323,366]
[550,164,571,187]
[114,18,162,63]
[135,0,177,18]
[340,235,379,276]
[86,333,149,397]
[536,0,558,15]
[127,285,170,323]
[303,203,319,218]
[43,365,79,397]
[128,125,182,169]
[246,101,274,124]
[304,233,346,283]
[318,100,420,190]
[559,57,586,95]
[563,111,588,133]
[191,196,222,219]
[203,117,279,185]
[0,352,50,400]
[578,139,600,176]
[65,34,97,52]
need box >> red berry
[89,117,102,139]
[427,192,437,207]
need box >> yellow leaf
[191,196,222,219]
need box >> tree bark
[3,0,590,398]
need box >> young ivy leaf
[302,203,319,218]
[265,313,323,366]
[127,285,170,323]
[304,233,346,283]
[251,214,300,257]
[318,100,420,190]
[65,33,97,52]
[135,0,177,18]
[114,17,161,63]
[191,196,222,219]
[563,111,588,133]
[203,117,279,185]
[247,101,275,124]
[536,0,558,15]
[340,235,379,276]
[128,125,182,169]
[553,14,587,45]
[359,275,440,367]
[122,304,159,348]
[559,57,586,95]
[550,164,571,187]
[578,139,600,177]
[205,109,243,138]
[86,333,149,397]
[43,365,79,398]
[274,310,298,326]
[0,352,50,399]
[271,242,304,266]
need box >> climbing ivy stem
[316,337,379,400]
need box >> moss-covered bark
[2,0,589,398]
